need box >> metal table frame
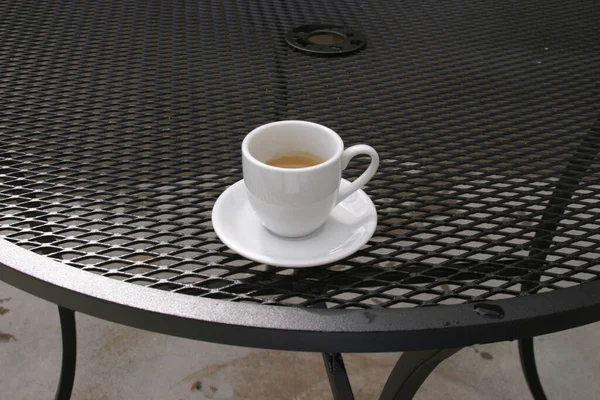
[3,237,600,399]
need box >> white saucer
[212,179,377,268]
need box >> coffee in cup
[266,151,324,168]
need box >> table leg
[379,348,461,400]
[55,306,76,400]
[518,118,600,400]
[322,352,354,400]
[519,338,547,400]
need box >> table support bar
[519,338,548,400]
[55,306,76,400]
[379,348,461,400]
[322,352,354,400]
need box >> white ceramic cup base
[211,179,377,268]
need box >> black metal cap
[286,24,367,57]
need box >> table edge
[1,238,599,352]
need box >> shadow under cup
[242,121,345,238]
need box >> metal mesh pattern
[1,0,599,309]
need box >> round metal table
[1,0,599,399]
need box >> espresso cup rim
[242,120,344,173]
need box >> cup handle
[337,144,379,205]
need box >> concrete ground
[1,280,599,400]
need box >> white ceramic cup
[242,120,379,238]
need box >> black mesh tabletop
[1,0,600,352]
